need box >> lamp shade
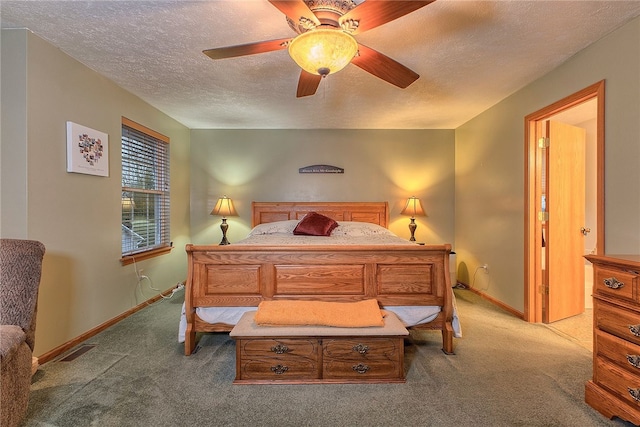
[210,196,238,217]
[401,196,426,218]
[288,28,358,76]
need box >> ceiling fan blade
[340,1,435,35]
[296,70,322,97]
[269,0,320,27]
[203,38,292,60]
[351,44,419,89]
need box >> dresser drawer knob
[270,364,289,375]
[271,344,289,354]
[352,344,370,355]
[629,387,640,402]
[352,363,370,374]
[627,355,640,369]
[604,277,624,289]
[630,325,640,337]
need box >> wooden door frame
[523,80,605,323]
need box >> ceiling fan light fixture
[288,28,358,77]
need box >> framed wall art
[66,121,109,177]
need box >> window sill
[121,245,172,266]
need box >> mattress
[178,302,462,342]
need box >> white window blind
[121,119,170,257]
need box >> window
[121,117,170,263]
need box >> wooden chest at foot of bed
[230,311,409,384]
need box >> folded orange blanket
[254,299,384,327]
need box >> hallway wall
[455,15,640,313]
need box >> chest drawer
[594,266,638,301]
[323,338,401,360]
[595,299,640,346]
[323,359,402,379]
[238,358,320,380]
[239,338,318,358]
[595,357,640,409]
[595,329,640,374]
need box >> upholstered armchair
[1,239,45,427]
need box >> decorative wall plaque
[299,164,344,174]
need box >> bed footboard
[184,243,453,355]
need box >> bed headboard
[252,202,389,228]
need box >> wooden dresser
[585,254,640,425]
[230,311,409,384]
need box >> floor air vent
[59,344,96,362]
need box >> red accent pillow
[293,212,339,236]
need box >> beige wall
[1,30,191,356]
[190,129,455,246]
[455,16,640,312]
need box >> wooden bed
[184,201,454,355]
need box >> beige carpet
[26,291,630,427]
[545,308,593,352]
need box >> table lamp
[210,195,238,245]
[400,196,426,242]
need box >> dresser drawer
[595,357,640,409]
[595,300,640,346]
[595,329,640,374]
[594,266,638,301]
[323,338,401,360]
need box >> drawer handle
[627,355,640,369]
[352,344,370,355]
[630,325,640,337]
[352,363,370,374]
[629,388,640,402]
[603,277,624,289]
[270,344,289,354]
[270,364,289,375]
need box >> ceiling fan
[203,0,435,97]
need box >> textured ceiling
[2,1,640,129]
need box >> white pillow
[247,220,300,236]
[331,221,394,237]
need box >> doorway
[524,81,605,323]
